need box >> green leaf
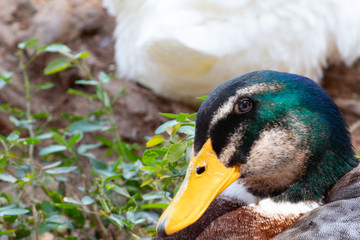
[155,119,178,134]
[160,113,179,119]
[141,202,169,209]
[65,237,78,240]
[36,133,53,140]
[44,58,71,75]
[0,174,17,183]
[36,82,54,90]
[69,120,105,133]
[75,80,98,85]
[0,229,16,235]
[45,166,77,174]
[142,150,158,165]
[98,71,111,83]
[171,122,182,135]
[7,130,20,141]
[112,88,126,103]
[146,135,164,147]
[39,145,67,155]
[0,208,29,216]
[74,51,90,59]
[67,133,82,148]
[77,143,102,159]
[178,125,195,136]
[81,196,94,205]
[53,203,78,209]
[142,191,169,201]
[165,142,187,163]
[140,179,152,187]
[67,88,91,98]
[64,197,82,205]
[15,228,31,238]
[108,184,130,198]
[140,166,156,171]
[0,72,13,82]
[42,43,72,56]
[176,113,187,122]
[196,95,208,101]
[51,132,67,145]
[42,161,62,170]
[17,38,39,49]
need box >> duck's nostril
[196,166,206,175]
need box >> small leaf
[36,133,53,140]
[67,88,91,98]
[44,58,71,75]
[171,122,182,136]
[54,203,79,209]
[108,184,130,198]
[81,196,94,205]
[17,38,39,49]
[111,88,126,103]
[0,174,17,183]
[0,72,13,82]
[176,113,187,122]
[42,161,62,170]
[142,191,169,201]
[64,197,82,205]
[7,131,20,141]
[45,166,77,174]
[36,82,54,90]
[42,43,72,56]
[51,132,67,145]
[142,150,158,165]
[140,179,152,187]
[74,51,90,59]
[0,208,29,216]
[165,142,186,163]
[39,145,66,155]
[146,135,165,148]
[69,120,105,133]
[160,113,179,119]
[196,95,208,101]
[140,166,157,171]
[141,203,169,209]
[67,133,82,148]
[98,71,111,83]
[178,125,195,136]
[155,120,178,134]
[75,80,98,85]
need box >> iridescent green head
[195,70,358,201]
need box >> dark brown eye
[236,98,252,113]
[196,166,206,175]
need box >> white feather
[103,0,360,105]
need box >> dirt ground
[0,0,359,150]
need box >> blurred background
[0,0,359,150]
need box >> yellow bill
[156,139,241,236]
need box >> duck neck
[274,148,358,203]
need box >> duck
[154,70,360,239]
[102,0,360,105]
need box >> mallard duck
[155,70,360,239]
[103,0,360,105]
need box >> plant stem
[18,50,35,172]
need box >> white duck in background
[103,0,360,105]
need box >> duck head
[156,70,358,237]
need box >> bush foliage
[0,39,194,239]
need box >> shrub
[0,39,194,239]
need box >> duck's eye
[236,98,252,113]
[196,166,206,175]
